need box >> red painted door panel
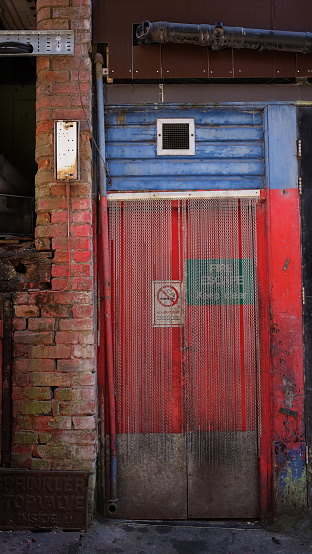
[107,196,260,518]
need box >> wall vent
[157,118,195,155]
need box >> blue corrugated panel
[105,106,264,191]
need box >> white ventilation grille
[157,118,195,155]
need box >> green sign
[187,259,255,306]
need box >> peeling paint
[277,444,307,515]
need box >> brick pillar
[11,0,97,509]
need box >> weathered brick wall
[10,0,97,505]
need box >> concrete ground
[1,519,312,553]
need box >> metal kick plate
[0,30,74,55]
[0,469,89,530]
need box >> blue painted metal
[105,106,264,192]
[264,104,298,190]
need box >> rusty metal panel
[274,52,297,78]
[297,53,312,79]
[0,470,89,530]
[208,50,233,79]
[273,0,312,31]
[232,51,275,79]
[162,45,208,79]
[133,45,161,79]
[93,0,312,80]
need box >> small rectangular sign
[153,281,183,327]
[0,469,88,530]
[187,259,255,306]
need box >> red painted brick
[14,331,54,345]
[36,6,51,23]
[34,416,72,430]
[71,198,91,211]
[51,277,69,290]
[57,358,93,372]
[36,109,52,124]
[72,345,94,358]
[41,304,72,318]
[55,430,96,444]
[38,19,70,31]
[38,199,67,210]
[52,108,86,120]
[37,0,69,8]
[15,305,40,318]
[71,264,92,278]
[70,95,90,108]
[52,237,92,250]
[72,373,95,387]
[14,344,32,358]
[59,318,92,331]
[71,224,92,237]
[72,304,93,318]
[51,82,89,95]
[69,184,91,197]
[52,264,69,278]
[13,386,52,401]
[36,84,51,97]
[72,445,96,461]
[52,56,82,71]
[37,57,50,72]
[53,252,69,263]
[51,212,67,224]
[41,291,92,305]
[71,211,92,224]
[28,318,55,331]
[71,387,94,401]
[72,415,96,430]
[37,69,69,85]
[37,95,69,110]
[32,345,70,359]
[30,372,71,387]
[70,277,93,291]
[73,251,92,263]
[14,359,55,373]
[13,318,26,331]
[36,224,67,238]
[55,331,80,344]
[59,401,95,416]
[13,373,30,387]
[50,184,67,197]
[52,6,90,19]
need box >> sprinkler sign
[153,281,183,327]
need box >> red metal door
[107,193,260,519]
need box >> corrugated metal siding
[105,106,264,191]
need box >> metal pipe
[136,20,312,53]
[95,52,118,514]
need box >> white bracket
[0,30,74,56]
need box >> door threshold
[105,519,261,529]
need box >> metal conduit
[95,53,118,515]
[136,20,312,53]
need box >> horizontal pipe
[136,20,312,53]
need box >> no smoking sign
[153,281,183,327]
